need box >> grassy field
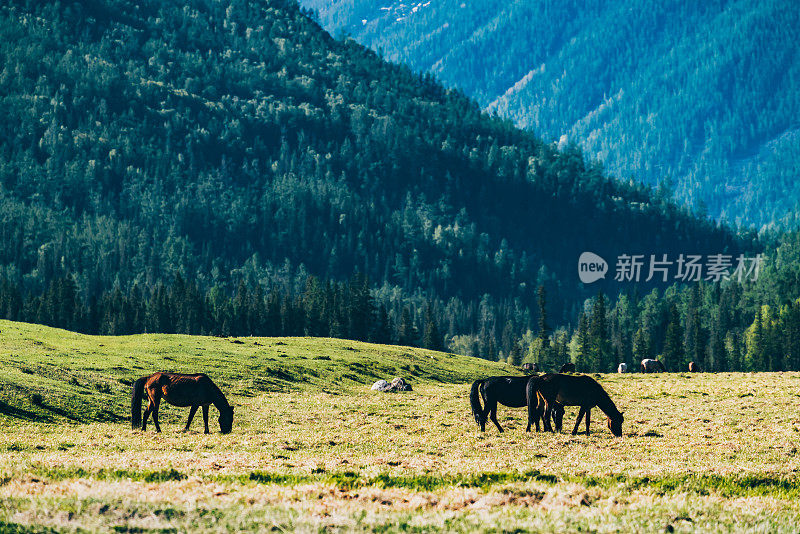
[1,320,800,532]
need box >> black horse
[534,373,624,436]
[559,362,576,373]
[470,376,563,432]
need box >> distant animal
[536,373,624,436]
[470,376,562,433]
[559,362,576,373]
[131,372,234,434]
[688,361,702,373]
[640,358,666,373]
[520,362,539,373]
[617,363,628,373]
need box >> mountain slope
[0,319,514,422]
[0,0,742,350]
[302,0,800,229]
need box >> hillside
[0,319,514,422]
[0,0,751,361]
[302,0,800,229]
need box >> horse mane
[591,379,622,420]
[205,377,231,410]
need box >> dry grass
[2,321,800,532]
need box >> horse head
[219,405,234,434]
[607,411,624,437]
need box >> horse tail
[131,376,146,429]
[470,380,485,427]
[526,377,541,427]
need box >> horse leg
[202,405,210,434]
[554,405,564,432]
[479,387,491,432]
[141,403,152,431]
[151,397,162,433]
[585,408,591,435]
[184,405,199,432]
[527,406,541,432]
[489,401,503,433]
[479,403,489,432]
[571,407,586,435]
[526,397,538,432]
[543,403,553,432]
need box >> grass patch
[569,473,800,499]
[0,522,60,533]
[24,464,800,499]
[32,466,187,483]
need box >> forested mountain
[0,0,746,357]
[302,0,800,230]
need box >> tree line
[5,243,800,374]
[0,273,446,351]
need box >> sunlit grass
[2,320,800,531]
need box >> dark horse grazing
[470,376,562,432]
[640,358,666,373]
[559,362,576,373]
[534,373,624,436]
[131,372,234,434]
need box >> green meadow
[1,319,799,532]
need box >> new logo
[578,252,607,284]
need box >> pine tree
[708,315,726,371]
[537,285,549,343]
[662,304,683,371]
[371,304,393,344]
[589,292,611,371]
[398,306,417,347]
[684,284,705,370]
[748,306,765,371]
[501,320,515,358]
[632,325,651,363]
[422,305,443,351]
[347,273,373,341]
[574,311,590,371]
[784,301,800,371]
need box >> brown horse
[536,373,624,436]
[131,372,234,434]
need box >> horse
[520,362,539,373]
[525,376,564,432]
[688,361,702,372]
[535,373,624,436]
[131,372,234,434]
[559,362,576,373]
[617,363,628,373]
[470,376,562,433]
[640,358,666,373]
